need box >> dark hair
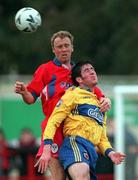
[72,60,94,86]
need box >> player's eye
[64,44,70,48]
[57,45,62,49]
[90,66,95,70]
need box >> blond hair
[51,30,74,48]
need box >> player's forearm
[97,139,114,155]
[43,107,67,140]
[22,91,35,104]
[43,119,58,140]
[97,136,113,155]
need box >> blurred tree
[0,0,138,75]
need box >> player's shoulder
[35,60,53,71]
[65,86,78,95]
[61,86,77,102]
[67,86,77,91]
[40,60,53,67]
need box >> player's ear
[71,45,74,52]
[76,77,82,84]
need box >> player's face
[52,37,73,64]
[80,64,98,87]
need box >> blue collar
[53,57,62,66]
[79,86,92,92]
[53,57,75,67]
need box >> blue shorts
[59,136,98,180]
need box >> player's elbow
[23,97,35,105]
[25,101,34,105]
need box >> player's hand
[14,81,27,95]
[99,97,111,112]
[108,151,126,165]
[14,80,35,104]
[34,145,51,174]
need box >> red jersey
[27,58,104,157]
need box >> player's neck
[79,84,93,92]
[62,62,72,70]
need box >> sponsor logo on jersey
[88,107,103,123]
[77,104,104,125]
[82,96,91,99]
[60,82,72,89]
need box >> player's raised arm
[35,88,75,173]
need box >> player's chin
[61,58,70,63]
[93,81,98,86]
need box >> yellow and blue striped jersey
[43,86,112,155]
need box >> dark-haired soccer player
[36,60,126,180]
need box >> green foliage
[0,0,138,74]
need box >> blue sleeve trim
[105,148,114,156]
[31,91,38,101]
[44,139,53,145]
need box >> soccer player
[14,31,111,179]
[35,60,126,180]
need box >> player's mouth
[62,54,67,57]
[90,75,97,81]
